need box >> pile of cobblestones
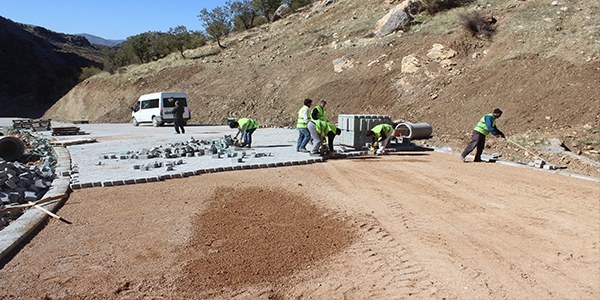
[0,131,56,228]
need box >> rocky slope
[0,16,102,118]
[43,0,599,176]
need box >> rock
[333,56,354,73]
[375,3,414,37]
[427,44,457,61]
[401,54,421,73]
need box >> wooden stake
[28,201,72,225]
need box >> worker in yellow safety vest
[229,118,258,148]
[461,108,505,162]
[307,119,341,157]
[310,100,327,122]
[367,123,394,155]
[296,98,313,152]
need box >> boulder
[375,1,416,37]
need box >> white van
[130,92,191,127]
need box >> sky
[1,0,230,40]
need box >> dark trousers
[461,131,486,161]
[174,118,185,134]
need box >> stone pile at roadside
[0,131,57,229]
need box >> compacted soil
[0,152,598,299]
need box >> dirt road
[0,151,598,299]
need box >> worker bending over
[367,123,394,155]
[307,119,341,157]
[229,118,258,148]
[461,108,505,162]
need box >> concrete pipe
[0,136,25,162]
[395,122,433,140]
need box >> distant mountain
[78,33,124,46]
[0,16,103,118]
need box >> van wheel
[132,117,139,126]
[152,117,161,127]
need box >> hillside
[43,0,599,176]
[0,16,103,118]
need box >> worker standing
[367,123,394,155]
[311,100,327,122]
[461,108,505,162]
[173,100,185,134]
[229,118,258,148]
[296,99,313,152]
[307,119,341,157]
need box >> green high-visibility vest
[474,114,495,136]
[297,106,309,129]
[311,105,327,122]
[314,120,335,136]
[238,118,258,131]
[371,124,393,138]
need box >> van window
[163,97,187,108]
[141,99,159,109]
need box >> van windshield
[163,97,187,108]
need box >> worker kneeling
[367,123,394,155]
[307,119,341,157]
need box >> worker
[366,123,394,155]
[229,118,258,148]
[310,99,327,122]
[461,108,505,162]
[307,119,341,157]
[296,98,313,152]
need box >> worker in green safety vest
[367,123,394,155]
[310,100,327,122]
[229,118,258,148]
[307,119,341,158]
[296,98,313,152]
[461,108,505,162]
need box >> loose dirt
[1,152,598,299]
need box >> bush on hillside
[78,66,101,82]
[421,0,474,15]
[458,9,497,38]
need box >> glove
[373,141,378,148]
[322,138,327,144]
[237,140,243,146]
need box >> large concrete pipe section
[395,122,433,139]
[0,136,25,161]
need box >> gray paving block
[70,183,82,190]
[135,178,147,184]
[124,179,136,185]
[92,182,102,187]
[81,183,93,188]
[102,181,114,187]
[112,180,124,186]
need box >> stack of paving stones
[0,158,56,229]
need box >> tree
[167,26,191,58]
[198,6,232,48]
[127,34,151,63]
[228,0,258,31]
[253,0,282,23]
